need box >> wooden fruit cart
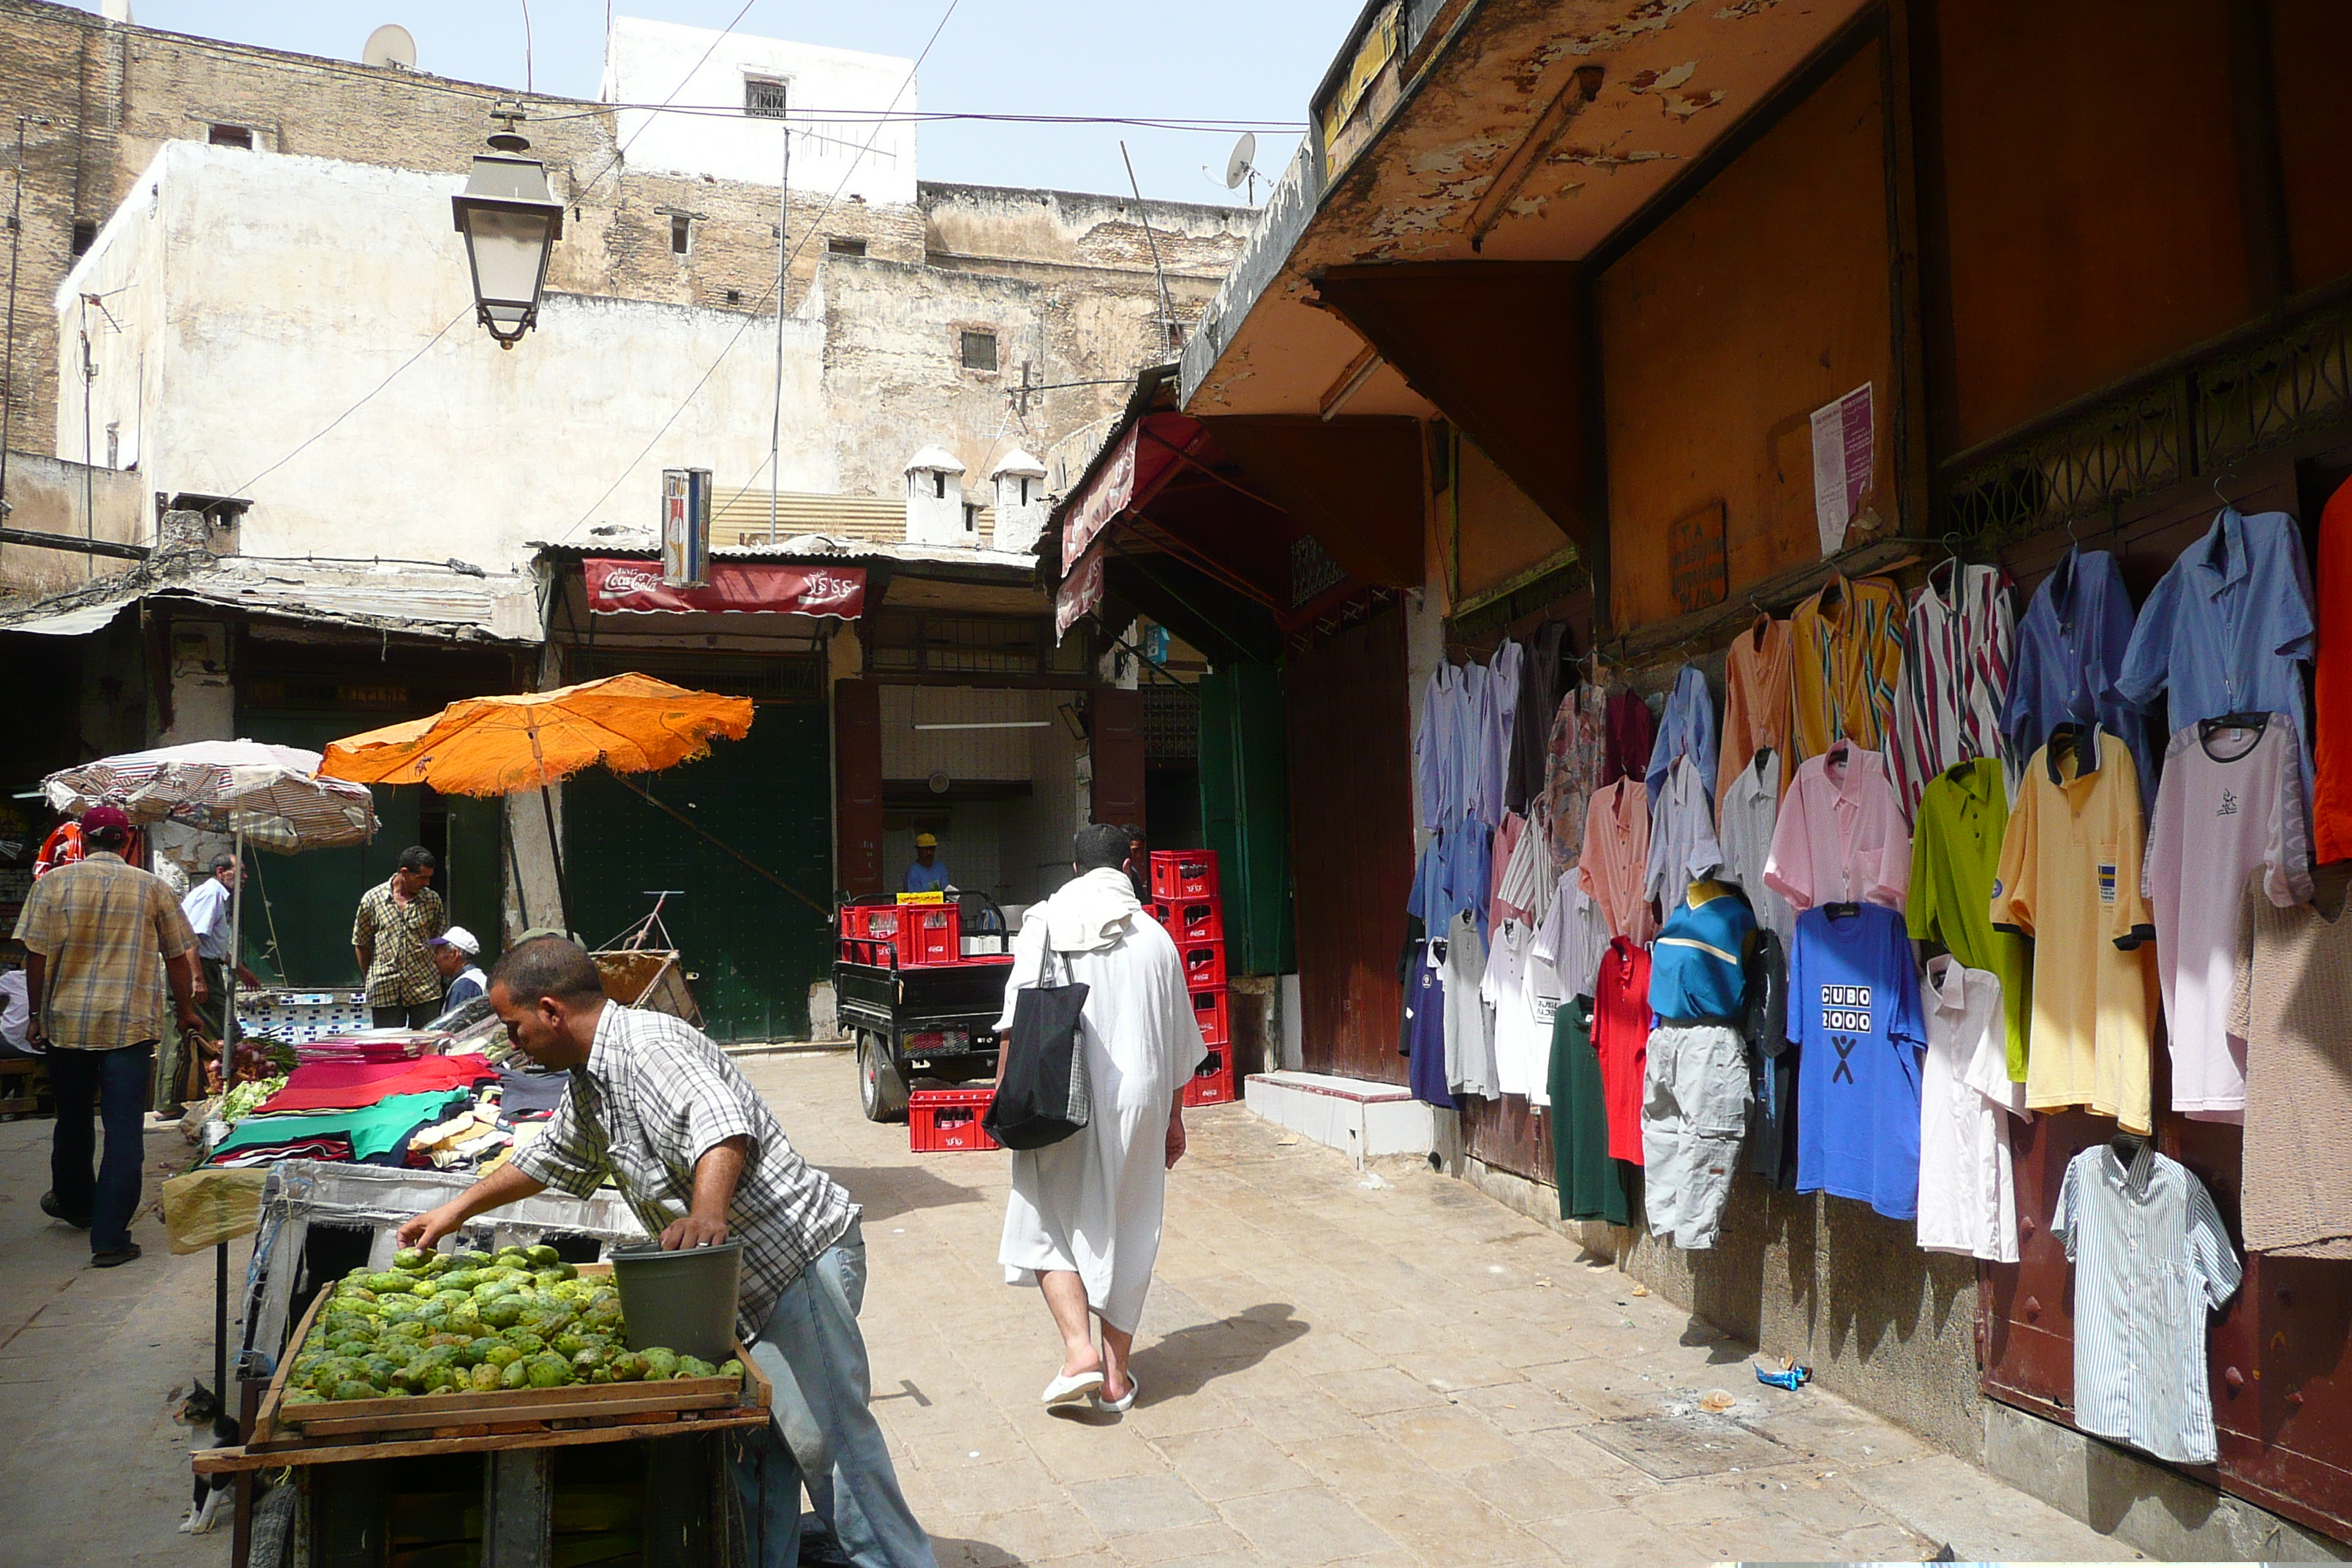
[200,1265,774,1567]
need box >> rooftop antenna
[1118,140,1176,363]
[362,23,417,70]
[1224,131,1260,206]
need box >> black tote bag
[984,947,1091,1150]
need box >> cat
[175,1382,239,1534]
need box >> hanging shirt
[1548,995,1637,1226]
[1544,682,1608,881]
[1495,807,1556,926]
[2002,548,2153,807]
[1651,885,1755,1022]
[1480,641,1523,830]
[1603,689,1657,789]
[1907,757,2033,1081]
[1488,811,1529,930]
[1718,749,1796,956]
[1644,755,1723,911]
[1414,664,1465,830]
[1991,724,2157,1133]
[1916,957,2027,1263]
[1890,559,2016,822]
[2313,477,2352,862]
[2230,873,2352,1257]
[1789,573,1907,766]
[1404,940,1455,1110]
[1645,664,1717,806]
[1480,913,1548,1100]
[1763,745,1910,914]
[1441,909,1498,1100]
[1409,820,1494,944]
[1534,875,1610,1005]
[2117,506,2318,805]
[1578,778,1656,946]
[1787,901,1928,1221]
[1718,616,1793,808]
[2052,1142,2242,1466]
[2141,717,2311,1120]
[1509,621,1575,818]
[1743,927,1798,1191]
[1591,937,1652,1164]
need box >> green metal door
[1197,663,1294,976]
[563,700,834,1043]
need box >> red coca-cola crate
[1180,943,1226,990]
[908,1087,998,1152]
[1150,850,1218,902]
[839,904,905,943]
[1153,897,1224,941]
[1183,1048,1236,1107]
[840,901,961,964]
[1191,988,1229,1046]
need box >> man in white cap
[429,926,488,1011]
[904,832,949,894]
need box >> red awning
[1060,412,1214,562]
[584,558,866,619]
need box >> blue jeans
[48,1041,154,1252]
[731,1223,935,1568]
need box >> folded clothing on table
[494,1067,571,1120]
[207,1088,477,1167]
[256,1054,497,1115]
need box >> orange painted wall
[1453,436,1572,605]
[1597,42,1894,631]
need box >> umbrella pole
[225,829,244,1060]
[540,784,571,935]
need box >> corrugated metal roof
[709,489,995,549]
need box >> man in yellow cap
[905,832,950,894]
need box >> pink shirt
[1764,745,1910,913]
[1490,811,1529,929]
[1578,778,1656,946]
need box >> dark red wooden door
[1284,606,1414,1082]
[834,679,884,899]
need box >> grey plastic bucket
[607,1240,742,1362]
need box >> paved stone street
[756,1053,2141,1567]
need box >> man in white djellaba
[997,822,1206,1413]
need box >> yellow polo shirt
[1990,726,2157,1133]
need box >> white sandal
[1041,1370,1105,1406]
[1096,1371,1139,1413]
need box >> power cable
[553,0,964,543]
[225,306,468,497]
[571,0,761,201]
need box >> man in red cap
[10,805,201,1266]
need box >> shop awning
[1060,413,1214,564]
[583,558,867,619]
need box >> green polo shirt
[1907,757,2033,1079]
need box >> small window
[208,124,253,149]
[745,78,788,119]
[71,220,97,256]
[962,504,977,533]
[932,473,946,500]
[1019,476,1032,506]
[960,331,998,372]
[671,215,691,255]
[826,236,867,257]
[725,288,742,305]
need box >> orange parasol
[321,674,754,928]
[320,674,753,796]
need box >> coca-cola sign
[584,558,867,619]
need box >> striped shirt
[512,1003,858,1343]
[1890,560,2016,822]
[10,851,196,1050]
[2051,1142,2241,1465]
[1790,573,1907,766]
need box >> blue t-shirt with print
[1787,901,1926,1220]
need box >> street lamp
[451,102,564,348]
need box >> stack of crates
[1150,851,1235,1107]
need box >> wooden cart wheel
[858,1032,909,1123]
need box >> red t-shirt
[1592,936,1652,1164]
[2315,475,2352,862]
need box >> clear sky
[66,0,1365,205]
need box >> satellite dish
[1224,132,1258,190]
[363,23,417,70]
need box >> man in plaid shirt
[12,805,202,1267]
[351,845,447,1028]
[399,938,933,1568]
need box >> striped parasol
[42,739,379,853]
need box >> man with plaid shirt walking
[11,805,203,1267]
[399,938,933,1568]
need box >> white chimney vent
[987,447,1049,555]
[902,445,969,546]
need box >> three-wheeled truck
[833,892,1015,1121]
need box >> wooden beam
[0,525,148,560]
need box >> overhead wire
[553,0,965,544]
[571,0,761,201]
[225,306,470,497]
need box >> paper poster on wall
[1810,382,1875,556]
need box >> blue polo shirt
[2002,546,2155,804]
[905,860,949,893]
[1788,902,1926,1220]
[1649,886,1754,1021]
[2117,506,2317,801]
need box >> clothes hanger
[2109,1131,2146,1166]
[1823,901,1862,920]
